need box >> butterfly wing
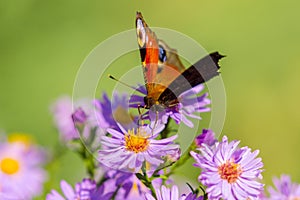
[136,12,186,102]
[136,12,160,100]
[136,12,224,107]
[158,52,224,103]
[157,40,185,73]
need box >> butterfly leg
[137,104,147,127]
[150,110,159,136]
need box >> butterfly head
[143,96,162,110]
[144,96,166,115]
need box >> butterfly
[135,12,224,114]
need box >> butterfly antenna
[108,74,145,94]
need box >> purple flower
[191,136,264,200]
[6,133,48,165]
[94,92,137,131]
[98,124,179,173]
[100,165,175,199]
[267,174,300,199]
[0,140,47,199]
[101,170,152,200]
[144,185,203,200]
[51,96,103,145]
[166,148,181,163]
[46,178,113,200]
[194,129,217,148]
[130,84,210,128]
[72,107,88,124]
[51,96,87,141]
[51,96,79,141]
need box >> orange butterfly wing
[136,12,185,104]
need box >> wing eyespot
[158,45,167,63]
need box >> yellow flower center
[125,129,150,153]
[8,133,32,148]
[218,160,242,183]
[0,158,20,175]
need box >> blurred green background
[1,0,300,196]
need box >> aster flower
[191,136,264,200]
[194,129,217,148]
[51,96,79,141]
[129,84,210,128]
[46,178,113,200]
[6,133,47,165]
[165,148,181,163]
[98,123,179,173]
[0,140,47,199]
[51,96,103,146]
[94,92,137,131]
[266,174,300,199]
[51,96,91,141]
[144,185,203,200]
[101,169,151,200]
[100,164,176,199]
[72,107,88,124]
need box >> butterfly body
[135,12,224,114]
[144,92,178,112]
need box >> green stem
[78,140,95,179]
[195,185,208,200]
[111,185,122,200]
[147,179,156,198]
[136,165,157,199]
[74,123,97,179]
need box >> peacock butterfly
[135,12,224,115]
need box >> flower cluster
[2,87,300,199]
[46,90,268,200]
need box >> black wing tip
[136,11,143,18]
[210,51,226,59]
[209,51,225,69]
